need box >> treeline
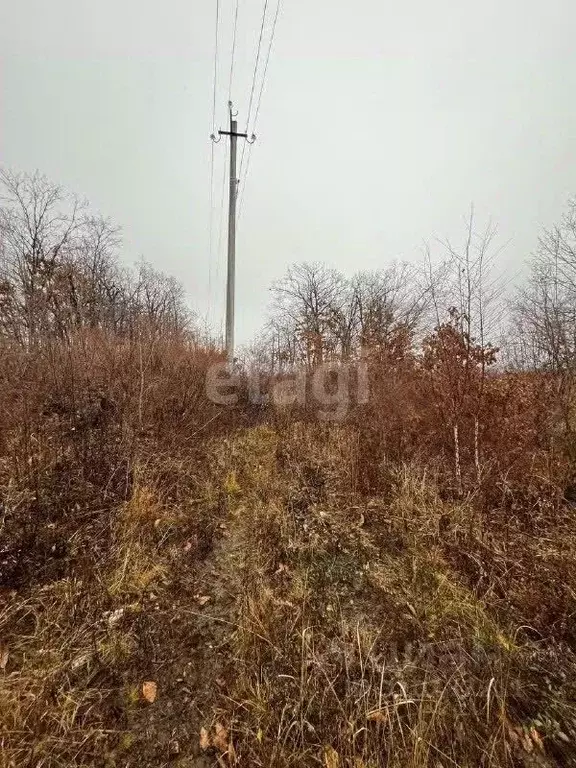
[0,170,190,346]
[3,168,576,379]
[255,201,576,377]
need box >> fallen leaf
[529,727,544,751]
[199,726,211,751]
[323,745,340,768]
[367,709,388,723]
[196,595,211,606]
[142,681,157,703]
[213,722,229,752]
[0,645,8,670]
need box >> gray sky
[1,1,576,344]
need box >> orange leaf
[530,727,545,751]
[367,709,388,723]
[213,722,229,752]
[199,726,211,751]
[142,681,157,703]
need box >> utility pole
[215,102,252,363]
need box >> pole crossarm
[218,130,249,139]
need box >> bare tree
[512,200,576,457]
[351,262,429,356]
[0,169,191,345]
[133,261,191,338]
[268,262,349,369]
[267,260,432,370]
[0,169,85,343]
[513,199,576,372]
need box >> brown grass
[206,425,576,768]
[1,333,576,767]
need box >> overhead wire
[207,0,221,328]
[238,0,282,222]
[208,145,216,327]
[252,0,281,137]
[238,0,269,183]
[211,0,220,133]
[228,0,240,102]
[215,137,229,327]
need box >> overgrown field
[1,333,576,768]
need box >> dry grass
[201,425,576,768]
[0,482,171,766]
[1,334,576,767]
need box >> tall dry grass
[0,329,575,766]
[204,424,576,768]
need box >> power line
[211,0,220,132]
[228,0,240,102]
[208,0,221,327]
[253,0,281,134]
[216,138,230,317]
[238,0,269,182]
[236,142,253,224]
[237,0,282,221]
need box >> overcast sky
[1,1,576,344]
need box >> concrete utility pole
[217,102,250,363]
